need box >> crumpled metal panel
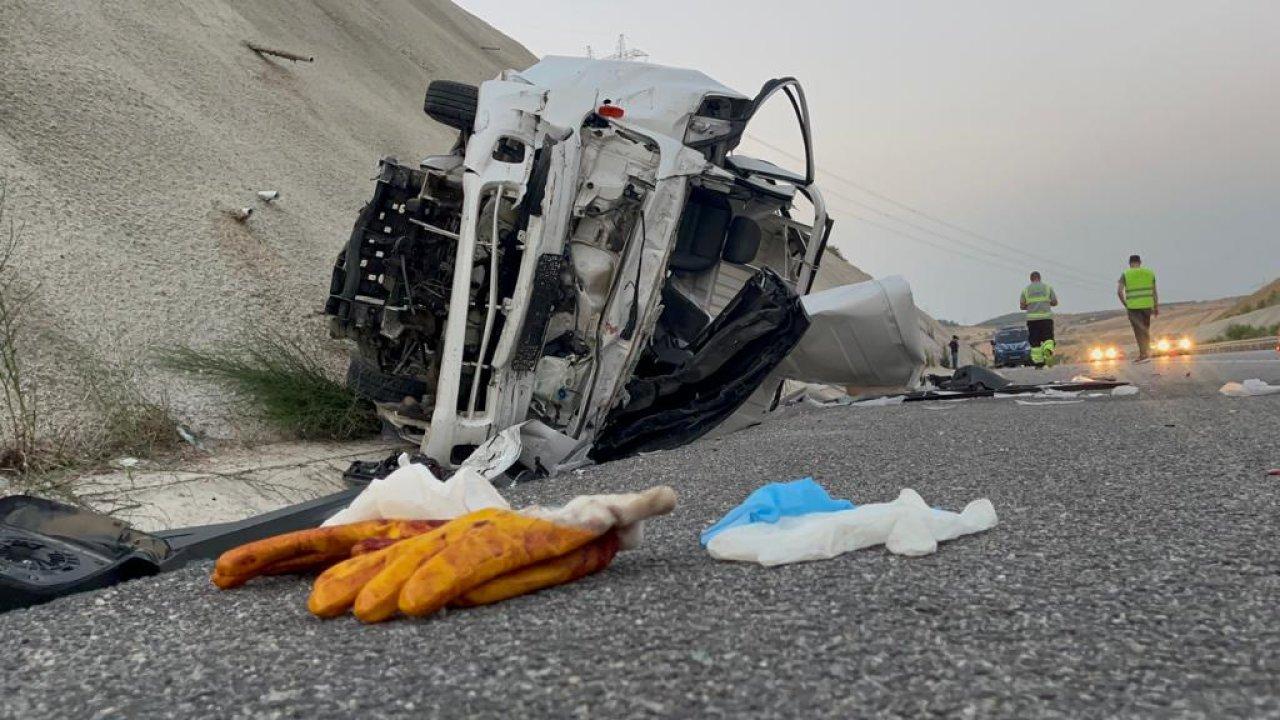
[775,275,926,389]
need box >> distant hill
[978,299,1235,331]
[977,311,1024,328]
[1214,277,1280,321]
[977,309,1123,328]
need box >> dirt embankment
[0,0,534,437]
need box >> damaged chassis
[326,58,832,470]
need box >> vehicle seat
[721,216,761,264]
[669,189,731,273]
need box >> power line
[817,180,1111,291]
[833,205,1069,283]
[741,134,1107,285]
[818,192,1111,297]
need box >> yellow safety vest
[1022,282,1054,320]
[1123,267,1156,310]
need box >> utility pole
[606,34,649,62]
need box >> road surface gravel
[3,357,1279,719]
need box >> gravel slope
[4,362,1279,719]
[0,0,535,432]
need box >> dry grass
[1209,322,1280,344]
[0,181,182,497]
[158,331,378,442]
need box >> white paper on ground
[783,382,853,407]
[322,426,519,526]
[706,488,996,566]
[1015,399,1084,406]
[851,395,906,407]
[1040,388,1081,399]
[1219,379,1280,397]
[802,394,856,408]
[1070,375,1096,383]
[1111,385,1140,397]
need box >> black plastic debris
[155,487,362,571]
[936,365,1013,391]
[910,365,1128,402]
[0,487,362,613]
[342,452,446,487]
[0,495,170,613]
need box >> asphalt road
[3,353,1279,719]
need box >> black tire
[424,80,478,133]
[346,356,428,403]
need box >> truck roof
[515,56,747,149]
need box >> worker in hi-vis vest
[1020,270,1058,366]
[1118,254,1158,362]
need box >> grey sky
[457,0,1279,323]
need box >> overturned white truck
[325,57,925,472]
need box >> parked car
[1150,335,1193,357]
[1087,344,1124,362]
[990,326,1032,367]
[324,58,924,471]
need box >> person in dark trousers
[1118,254,1158,362]
[1020,271,1058,365]
[948,336,960,369]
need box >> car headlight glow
[1089,347,1104,361]
[1178,337,1192,350]
[1105,346,1118,359]
[1156,338,1171,352]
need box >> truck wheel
[346,356,428,404]
[423,80,478,133]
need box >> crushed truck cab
[325,57,924,472]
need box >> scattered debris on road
[702,480,996,565]
[1015,399,1085,406]
[0,487,363,612]
[216,486,677,623]
[1219,378,1280,397]
[323,426,521,526]
[212,519,446,588]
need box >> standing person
[1020,271,1058,366]
[1118,254,1158,362]
[948,335,960,369]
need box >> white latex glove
[522,486,678,550]
[707,488,997,566]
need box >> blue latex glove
[700,477,854,546]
